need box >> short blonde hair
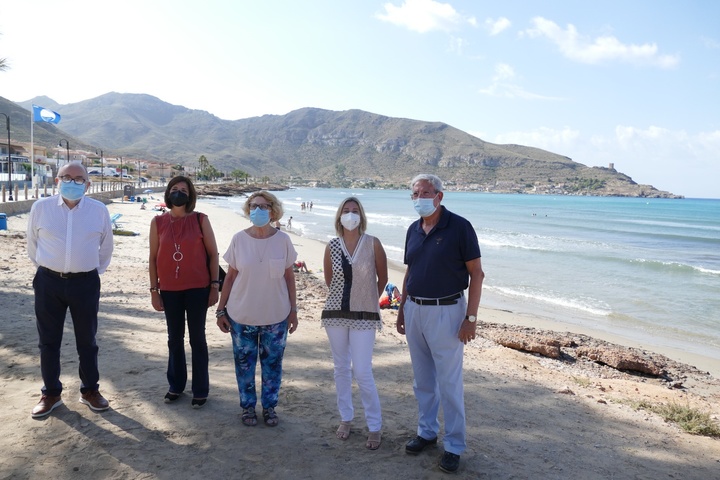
[334,196,367,236]
[243,191,284,221]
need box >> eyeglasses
[59,175,87,185]
[249,203,272,211]
[410,191,437,200]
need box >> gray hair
[410,174,443,192]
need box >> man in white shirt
[27,162,114,418]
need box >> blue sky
[1,0,718,198]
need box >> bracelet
[215,309,227,318]
[290,306,298,313]
[210,280,220,284]
[149,287,159,293]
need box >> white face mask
[340,212,361,231]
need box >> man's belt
[40,267,95,279]
[408,293,462,306]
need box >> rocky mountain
[7,93,680,197]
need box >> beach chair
[110,213,123,230]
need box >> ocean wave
[630,258,720,275]
[487,285,612,317]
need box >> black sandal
[242,407,257,426]
[263,407,278,427]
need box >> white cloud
[484,17,511,36]
[448,36,468,55]
[701,36,720,50]
[523,17,680,68]
[493,126,580,150]
[376,0,472,33]
[479,63,564,100]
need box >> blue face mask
[59,182,86,201]
[250,208,271,227]
[413,197,437,217]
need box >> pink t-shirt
[223,229,297,326]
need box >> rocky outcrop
[482,329,564,359]
[478,323,676,378]
[195,183,288,197]
[575,346,666,376]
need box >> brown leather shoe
[31,395,63,418]
[80,390,110,411]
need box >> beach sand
[1,197,719,479]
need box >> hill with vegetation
[7,93,680,197]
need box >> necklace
[169,215,187,278]
[249,226,275,263]
[256,237,270,263]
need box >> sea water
[208,188,720,362]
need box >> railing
[1,179,168,203]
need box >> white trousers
[325,326,382,432]
[404,298,467,455]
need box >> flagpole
[30,110,34,192]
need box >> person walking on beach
[149,176,220,408]
[215,191,298,427]
[321,197,388,450]
[396,174,484,473]
[26,162,114,418]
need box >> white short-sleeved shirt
[223,229,297,326]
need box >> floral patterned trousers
[229,317,288,410]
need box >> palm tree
[0,58,8,71]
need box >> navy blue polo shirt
[403,206,481,298]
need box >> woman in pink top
[215,191,298,427]
[149,176,220,409]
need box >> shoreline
[198,198,720,378]
[4,195,718,377]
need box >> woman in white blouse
[321,197,388,450]
[215,191,298,427]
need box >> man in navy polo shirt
[396,174,484,474]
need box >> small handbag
[197,212,226,291]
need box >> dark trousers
[160,288,210,398]
[33,267,101,396]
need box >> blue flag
[32,104,61,124]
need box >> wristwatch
[465,315,477,323]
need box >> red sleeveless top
[155,212,210,291]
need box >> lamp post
[118,157,123,202]
[58,139,70,166]
[96,149,104,191]
[0,113,12,201]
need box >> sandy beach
[1,196,719,479]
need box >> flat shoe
[31,395,63,418]
[164,392,181,403]
[439,452,460,473]
[191,398,207,409]
[405,435,438,455]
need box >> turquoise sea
[208,188,720,365]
